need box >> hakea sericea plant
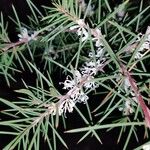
[47,19,106,116]
[46,18,150,129]
[0,1,150,149]
[121,64,150,128]
[2,27,38,51]
[118,26,150,128]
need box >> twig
[121,64,150,128]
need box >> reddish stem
[121,64,150,128]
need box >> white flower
[96,48,104,57]
[70,88,89,103]
[78,27,89,42]
[18,28,29,41]
[81,61,97,75]
[91,28,103,47]
[63,76,76,90]
[89,48,104,58]
[74,70,82,83]
[143,144,150,150]
[69,88,89,103]
[70,19,89,42]
[82,66,97,75]
[85,61,96,68]
[83,76,98,90]
[18,27,37,42]
[134,30,150,59]
[59,99,75,114]
[81,58,105,75]
[134,41,149,59]
[114,73,122,82]
[96,59,105,71]
[77,90,89,103]
[124,77,131,92]
[119,100,134,115]
[125,100,134,113]
[84,48,105,75]
[62,70,83,90]
[69,87,80,101]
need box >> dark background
[0,0,149,149]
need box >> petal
[70,25,79,30]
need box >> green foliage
[0,0,150,149]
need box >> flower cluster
[49,69,97,116]
[18,27,37,42]
[117,64,150,128]
[119,99,135,115]
[123,77,138,103]
[129,26,150,59]
[47,20,106,116]
[115,75,137,115]
[116,75,138,115]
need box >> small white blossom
[83,76,98,90]
[130,91,138,103]
[124,77,131,92]
[86,61,96,67]
[18,28,28,40]
[77,90,89,103]
[18,27,37,42]
[134,29,150,59]
[135,41,149,59]
[68,87,88,103]
[114,73,122,82]
[81,58,105,75]
[62,70,83,90]
[81,60,97,75]
[125,100,134,114]
[143,144,150,150]
[70,19,89,42]
[96,48,104,57]
[69,87,80,101]
[77,27,89,42]
[96,59,105,72]
[81,65,97,75]
[59,99,75,114]
[89,48,104,58]
[74,70,82,83]
[63,76,76,90]
[91,28,103,47]
[119,100,134,115]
